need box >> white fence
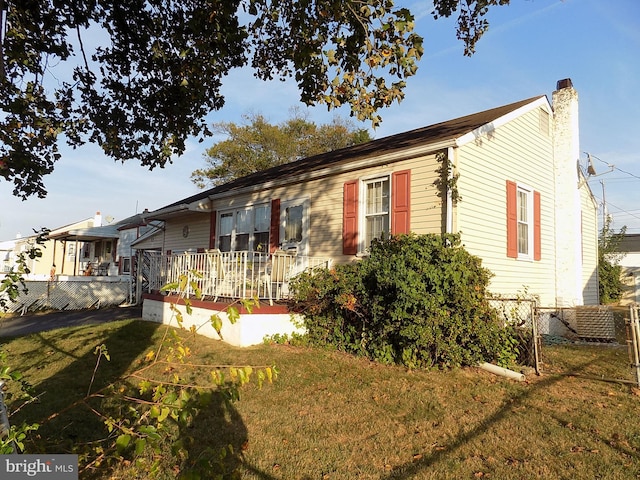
[1,278,131,314]
[143,250,332,304]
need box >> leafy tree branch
[1,1,508,199]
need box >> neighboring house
[5,213,104,279]
[0,212,160,313]
[619,234,640,304]
[48,212,156,277]
[1,211,156,280]
[138,79,598,309]
[0,238,15,273]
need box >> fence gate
[534,305,638,386]
[134,250,160,304]
[628,306,640,386]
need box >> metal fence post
[627,306,640,387]
[531,302,541,375]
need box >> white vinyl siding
[580,183,599,305]
[164,213,211,253]
[455,107,556,305]
[202,152,443,262]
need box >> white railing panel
[150,251,332,303]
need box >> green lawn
[1,317,639,479]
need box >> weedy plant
[0,228,49,453]
[2,263,277,479]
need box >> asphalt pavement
[0,305,143,337]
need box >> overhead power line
[588,153,640,181]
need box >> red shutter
[270,198,280,253]
[209,210,217,249]
[343,180,359,255]
[506,180,518,258]
[391,170,411,235]
[534,191,541,261]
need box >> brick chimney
[552,78,583,306]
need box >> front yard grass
[1,318,639,479]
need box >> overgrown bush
[290,234,517,369]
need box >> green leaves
[291,233,511,368]
[2,0,508,199]
[192,112,372,188]
[0,228,49,313]
[1,0,421,198]
[431,0,511,57]
[598,218,627,304]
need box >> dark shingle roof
[159,95,545,210]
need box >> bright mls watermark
[1,455,78,479]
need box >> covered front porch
[48,225,121,277]
[141,250,332,305]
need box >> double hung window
[517,187,533,256]
[283,204,303,244]
[507,180,541,261]
[364,177,390,248]
[218,204,270,252]
[342,170,411,256]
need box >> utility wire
[585,152,640,229]
[589,153,640,181]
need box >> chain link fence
[488,297,540,373]
[1,279,131,314]
[535,305,638,385]
[489,298,640,386]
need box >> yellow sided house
[136,79,599,346]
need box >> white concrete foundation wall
[142,299,306,347]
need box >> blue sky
[1,0,639,239]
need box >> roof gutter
[143,200,211,221]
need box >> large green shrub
[290,234,516,368]
[598,219,627,304]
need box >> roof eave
[206,138,458,202]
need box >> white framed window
[362,175,390,251]
[218,204,270,252]
[280,198,310,255]
[517,185,534,259]
[121,257,131,274]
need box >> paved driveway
[0,305,143,337]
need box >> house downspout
[445,147,455,234]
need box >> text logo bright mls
[1,455,78,480]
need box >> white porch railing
[145,250,332,304]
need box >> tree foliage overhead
[191,112,372,188]
[1,0,504,200]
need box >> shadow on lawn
[12,320,161,455]
[10,319,250,479]
[379,359,638,480]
